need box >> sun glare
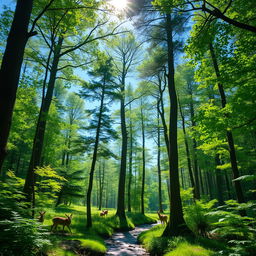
[109,0,128,11]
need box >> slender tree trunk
[199,167,205,195]
[224,171,232,199]
[157,110,163,213]
[99,161,105,211]
[163,13,191,236]
[215,154,224,205]
[98,162,102,211]
[23,36,63,206]
[116,76,128,221]
[0,0,33,170]
[127,104,133,212]
[140,101,146,215]
[209,43,246,216]
[187,84,200,199]
[157,75,169,155]
[105,178,108,208]
[206,170,214,199]
[178,97,196,199]
[86,86,105,228]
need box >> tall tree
[23,3,125,206]
[80,57,118,228]
[0,0,54,170]
[109,34,141,222]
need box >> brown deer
[51,214,73,233]
[38,211,46,223]
[157,211,168,225]
[100,210,108,217]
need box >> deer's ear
[65,214,68,217]
[43,211,46,214]
[70,214,73,218]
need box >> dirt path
[105,223,158,256]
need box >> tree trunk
[23,36,63,206]
[86,85,105,228]
[157,110,163,213]
[140,101,146,215]
[157,75,169,155]
[199,167,205,195]
[187,84,200,199]
[127,104,133,212]
[116,82,128,220]
[206,170,214,199]
[163,13,191,236]
[209,43,246,215]
[0,0,33,170]
[98,160,105,211]
[215,154,224,205]
[178,97,196,199]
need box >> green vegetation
[38,205,156,255]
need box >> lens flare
[109,0,128,11]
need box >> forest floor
[105,222,158,255]
[44,205,157,256]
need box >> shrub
[0,211,51,256]
[184,200,217,236]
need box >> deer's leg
[67,225,72,233]
[63,225,65,231]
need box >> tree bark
[0,0,33,170]
[116,81,128,221]
[163,13,191,236]
[86,83,105,228]
[215,154,224,205]
[127,104,133,212]
[157,110,163,213]
[201,4,256,33]
[157,75,169,155]
[140,101,146,215]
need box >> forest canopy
[0,0,255,255]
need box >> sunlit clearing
[109,0,128,11]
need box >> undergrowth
[44,205,156,255]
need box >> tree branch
[28,0,56,37]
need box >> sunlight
[109,0,128,11]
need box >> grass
[138,224,227,256]
[40,205,156,255]
[164,243,213,256]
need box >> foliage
[208,200,256,239]
[184,200,217,236]
[0,171,26,219]
[0,211,51,256]
[139,225,214,256]
[138,225,169,255]
[35,166,66,208]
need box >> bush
[0,211,51,256]
[184,200,217,236]
[207,200,256,256]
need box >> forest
[0,0,255,255]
